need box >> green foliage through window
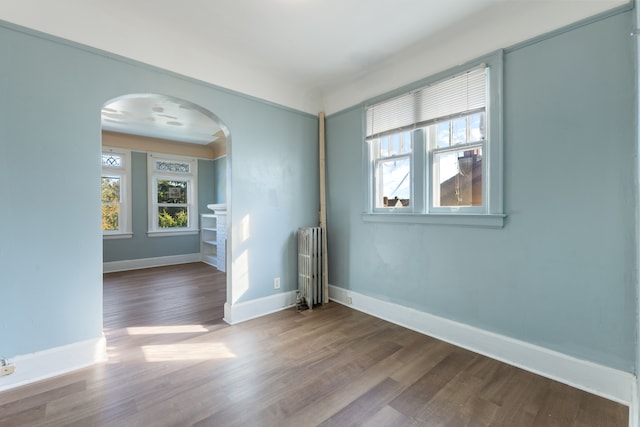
[157,180,187,203]
[158,207,188,228]
[102,177,120,231]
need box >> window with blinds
[364,57,503,224]
[366,66,486,140]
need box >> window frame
[362,51,505,228]
[147,152,199,237]
[370,130,414,212]
[427,114,486,214]
[101,147,132,239]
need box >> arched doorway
[100,93,230,324]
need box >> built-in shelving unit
[201,204,227,272]
[200,214,218,267]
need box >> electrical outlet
[0,365,15,377]
[274,277,281,289]
[346,296,352,304]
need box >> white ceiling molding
[0,0,629,115]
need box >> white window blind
[366,65,487,139]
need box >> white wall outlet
[346,296,353,304]
[274,277,281,289]
[0,365,15,377]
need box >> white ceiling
[102,95,223,145]
[0,0,630,115]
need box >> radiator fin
[297,227,326,309]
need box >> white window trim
[147,152,199,236]
[102,147,132,239]
[362,51,505,228]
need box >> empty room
[1,0,639,426]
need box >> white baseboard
[224,291,297,325]
[0,336,107,392]
[103,253,202,273]
[329,285,634,406]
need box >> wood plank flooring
[0,262,629,426]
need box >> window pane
[400,131,412,154]
[377,157,411,207]
[434,148,482,207]
[155,161,190,173]
[468,113,485,142]
[158,207,188,228]
[102,154,122,167]
[436,122,450,148]
[390,134,400,155]
[102,204,119,231]
[101,177,120,203]
[157,180,187,204]
[452,117,466,145]
[380,137,389,156]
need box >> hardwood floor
[0,262,629,426]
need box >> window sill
[362,213,506,228]
[103,233,133,240]
[147,230,199,237]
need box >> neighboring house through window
[364,51,504,227]
[372,130,413,210]
[101,147,132,238]
[147,153,198,236]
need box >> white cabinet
[200,205,226,272]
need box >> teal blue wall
[213,156,227,204]
[326,10,636,372]
[198,157,217,212]
[231,104,319,303]
[635,0,640,407]
[102,154,216,263]
[0,22,317,357]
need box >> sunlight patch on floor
[141,343,237,362]
[126,325,209,335]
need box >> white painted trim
[362,212,506,228]
[147,230,199,238]
[329,285,634,406]
[224,291,297,325]
[0,336,107,392]
[103,253,201,273]
[102,232,133,240]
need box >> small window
[364,52,504,226]
[101,148,131,238]
[147,153,198,235]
